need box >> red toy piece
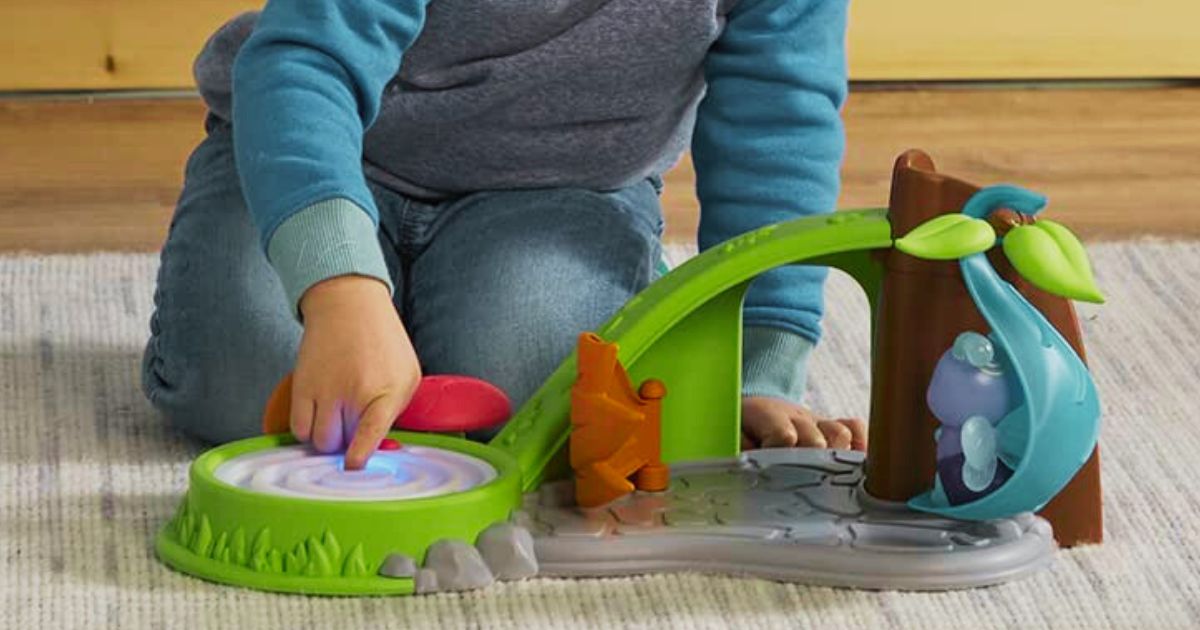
[262,374,512,436]
[378,438,402,451]
[394,375,511,433]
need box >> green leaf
[285,543,308,575]
[306,538,334,577]
[321,530,342,565]
[250,529,271,572]
[895,214,997,260]
[211,532,229,561]
[251,529,271,559]
[190,516,213,557]
[176,509,194,546]
[230,528,247,567]
[1003,220,1105,303]
[342,545,368,578]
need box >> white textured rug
[2,243,1198,629]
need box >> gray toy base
[521,448,1056,591]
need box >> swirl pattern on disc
[213,445,497,501]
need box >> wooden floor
[2,87,1198,252]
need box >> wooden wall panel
[847,1,1200,80]
[4,88,1199,252]
[0,1,258,91]
[1,1,1198,91]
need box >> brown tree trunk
[863,150,1103,547]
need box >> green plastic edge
[155,431,521,595]
[490,209,894,491]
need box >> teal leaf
[895,214,996,260]
[1003,220,1105,303]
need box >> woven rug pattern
[1,242,1198,629]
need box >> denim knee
[142,319,297,445]
[142,128,300,444]
[406,181,664,420]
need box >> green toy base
[155,533,415,596]
[155,431,522,595]
[157,446,1057,596]
[154,191,1100,594]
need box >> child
[142,0,866,470]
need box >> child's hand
[293,275,422,469]
[741,396,867,451]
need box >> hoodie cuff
[742,326,816,403]
[266,198,393,318]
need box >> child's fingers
[344,393,402,470]
[790,415,827,449]
[290,395,315,443]
[816,420,853,450]
[311,400,345,453]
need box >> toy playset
[156,151,1104,595]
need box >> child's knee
[142,338,290,445]
[142,359,267,444]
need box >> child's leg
[141,122,404,444]
[141,123,300,443]
[403,181,664,430]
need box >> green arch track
[490,209,893,492]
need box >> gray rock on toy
[414,568,440,595]
[476,522,539,580]
[377,553,418,578]
[423,539,495,591]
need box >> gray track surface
[522,448,1056,591]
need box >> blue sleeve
[692,0,848,344]
[231,0,428,312]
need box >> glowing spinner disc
[214,445,497,501]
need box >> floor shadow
[0,342,209,465]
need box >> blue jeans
[142,123,664,444]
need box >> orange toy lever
[262,373,296,434]
[569,333,669,508]
[262,373,512,436]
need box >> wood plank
[1,1,1199,91]
[0,0,257,91]
[2,88,1199,253]
[666,87,1200,241]
[0,98,207,251]
[848,1,1200,80]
